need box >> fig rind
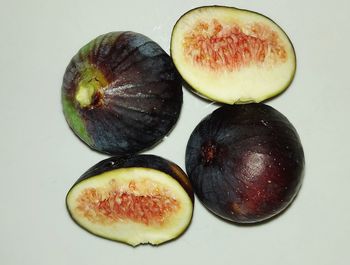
[185,103,304,223]
[62,31,183,155]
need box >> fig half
[171,6,296,104]
[66,155,194,246]
[186,104,304,223]
[62,31,182,155]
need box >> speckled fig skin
[185,104,304,223]
[62,31,182,155]
[73,155,194,203]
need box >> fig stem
[75,66,107,108]
[76,79,99,107]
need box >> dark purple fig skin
[185,103,304,223]
[62,31,182,155]
[73,155,194,203]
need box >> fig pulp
[62,31,182,155]
[171,6,296,104]
[66,155,194,246]
[186,104,304,223]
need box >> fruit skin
[185,103,304,223]
[170,6,296,104]
[66,154,194,246]
[62,31,183,155]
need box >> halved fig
[171,6,296,104]
[186,103,304,223]
[66,155,194,246]
[62,31,182,155]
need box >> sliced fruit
[61,31,183,155]
[171,6,296,104]
[66,155,194,246]
[185,103,304,223]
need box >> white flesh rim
[66,167,193,246]
[171,6,296,104]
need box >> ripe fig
[185,104,304,223]
[62,31,182,155]
[66,155,194,246]
[171,6,296,104]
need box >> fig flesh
[185,104,304,223]
[62,31,182,155]
[66,155,194,246]
[171,6,296,104]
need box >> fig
[185,103,304,223]
[66,155,194,246]
[171,6,296,104]
[62,31,182,155]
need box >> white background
[1,0,349,264]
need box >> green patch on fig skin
[62,97,93,145]
[75,65,108,108]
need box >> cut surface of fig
[185,104,304,223]
[62,31,183,155]
[171,6,296,104]
[66,155,193,246]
